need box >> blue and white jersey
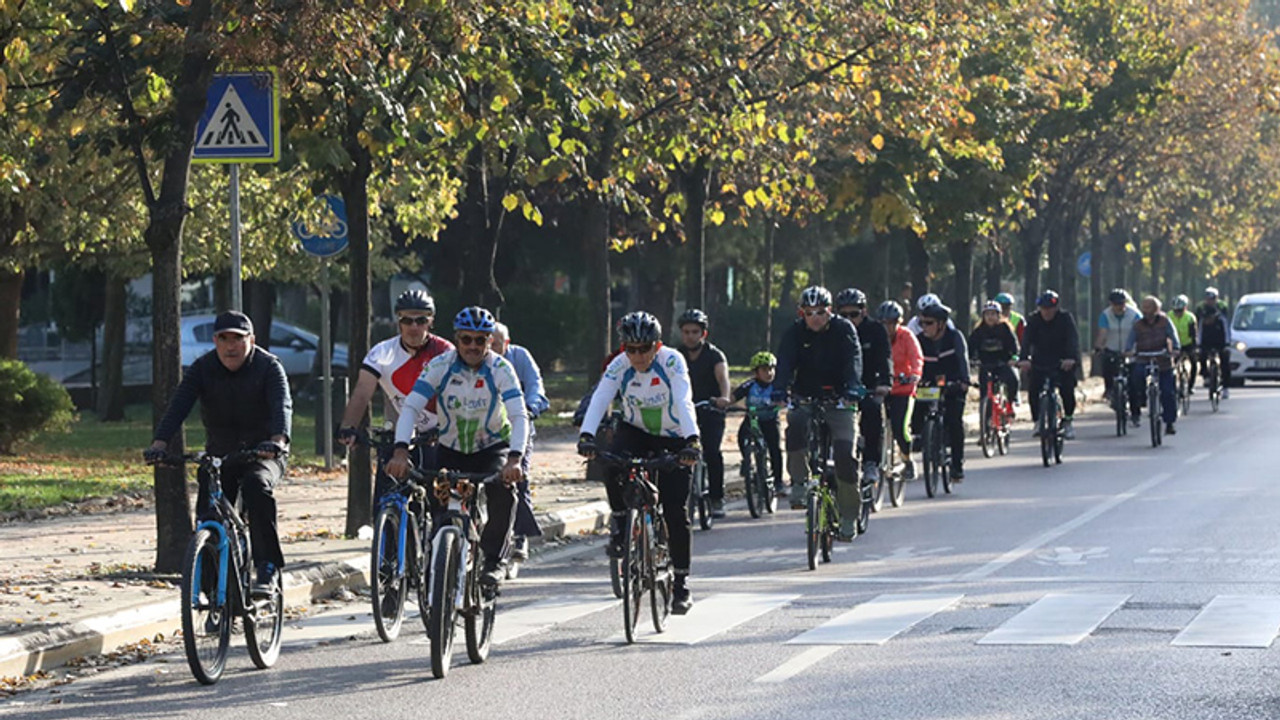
[396,350,528,455]
[580,346,699,439]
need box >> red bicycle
[979,364,1015,458]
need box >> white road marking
[1172,595,1280,648]
[753,646,842,684]
[494,596,619,645]
[960,472,1173,580]
[978,593,1129,645]
[1185,452,1211,466]
[608,592,796,645]
[785,593,963,646]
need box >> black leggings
[696,407,726,501]
[885,395,913,455]
[435,445,516,565]
[604,423,693,573]
[859,396,884,465]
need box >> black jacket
[919,327,970,384]
[154,346,293,455]
[969,321,1019,366]
[1018,310,1081,368]
[773,315,864,400]
[852,318,891,389]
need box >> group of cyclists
[143,281,1234,644]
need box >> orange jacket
[889,325,924,397]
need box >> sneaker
[951,463,965,482]
[673,578,693,615]
[789,485,807,510]
[1166,423,1177,435]
[511,535,529,562]
[480,558,505,590]
[1222,388,1229,400]
[710,498,726,519]
[1061,418,1075,440]
[774,482,788,498]
[863,462,881,484]
[1131,413,1141,428]
[251,562,278,599]
[605,513,625,558]
[902,460,915,480]
[837,517,857,542]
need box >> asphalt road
[7,384,1280,720]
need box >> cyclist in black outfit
[1197,287,1232,397]
[835,288,892,487]
[1017,290,1081,440]
[969,300,1020,403]
[677,308,731,518]
[146,311,292,597]
[914,302,970,479]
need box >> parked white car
[1228,292,1280,385]
[181,315,349,379]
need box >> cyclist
[337,289,453,498]
[491,321,550,564]
[730,351,784,496]
[772,286,864,540]
[577,311,701,614]
[1168,294,1198,394]
[1018,290,1081,440]
[1125,296,1180,435]
[145,311,291,598]
[387,307,527,589]
[836,288,891,487]
[1092,289,1140,404]
[914,302,970,480]
[995,292,1026,345]
[1197,287,1232,398]
[676,308,731,518]
[907,293,955,335]
[880,300,923,480]
[969,300,1020,405]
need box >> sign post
[292,195,350,469]
[192,69,281,311]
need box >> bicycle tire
[980,396,995,459]
[1040,395,1054,468]
[609,556,623,599]
[1148,385,1161,448]
[429,528,460,678]
[756,446,777,515]
[922,421,937,498]
[870,468,884,513]
[1054,430,1064,464]
[939,426,952,495]
[180,528,231,685]
[622,508,646,643]
[245,570,283,669]
[464,541,495,664]
[698,496,712,531]
[650,511,672,633]
[371,507,407,643]
[415,522,431,634]
[1115,384,1127,437]
[1210,365,1221,412]
[743,449,761,519]
[805,490,820,571]
[821,487,836,563]
[858,480,872,535]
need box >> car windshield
[1232,304,1280,332]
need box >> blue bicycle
[364,429,432,643]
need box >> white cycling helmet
[917,293,942,311]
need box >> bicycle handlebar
[593,450,683,471]
[149,448,270,468]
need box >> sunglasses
[455,333,490,347]
[624,343,655,355]
[839,309,863,319]
[803,308,829,317]
[399,315,432,326]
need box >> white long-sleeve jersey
[396,350,528,456]
[580,346,699,440]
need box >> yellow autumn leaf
[871,134,885,150]
[502,194,519,212]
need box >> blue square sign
[192,69,280,164]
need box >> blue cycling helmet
[877,300,903,321]
[453,306,496,333]
[994,292,1015,307]
[1036,290,1060,308]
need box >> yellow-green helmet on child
[750,351,777,369]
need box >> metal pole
[230,163,243,311]
[320,260,334,470]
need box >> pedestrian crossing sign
[192,69,280,164]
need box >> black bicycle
[793,394,844,570]
[1176,348,1195,417]
[878,404,907,508]
[1204,349,1223,412]
[1102,351,1129,437]
[1035,370,1065,467]
[687,401,721,530]
[730,405,777,518]
[915,380,953,496]
[363,429,432,643]
[595,451,679,643]
[1133,350,1169,448]
[157,450,285,685]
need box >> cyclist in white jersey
[387,306,527,588]
[337,290,454,497]
[578,311,701,614]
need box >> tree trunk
[245,279,275,351]
[584,115,619,375]
[0,268,21,360]
[341,130,374,538]
[680,158,711,310]
[459,143,504,310]
[763,219,775,349]
[903,229,930,298]
[98,274,127,421]
[636,240,679,327]
[1020,213,1046,312]
[984,236,1003,299]
[1149,235,1163,299]
[780,238,798,309]
[947,240,974,330]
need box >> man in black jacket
[1017,290,1081,440]
[836,288,891,487]
[773,286,865,539]
[145,311,292,597]
[915,302,971,479]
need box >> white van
[1229,292,1280,384]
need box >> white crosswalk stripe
[978,593,1129,645]
[607,592,797,645]
[1172,595,1280,648]
[494,596,619,646]
[786,593,963,646]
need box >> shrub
[0,359,76,454]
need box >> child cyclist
[730,351,784,496]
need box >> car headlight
[1234,341,1247,352]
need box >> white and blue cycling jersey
[396,349,528,455]
[580,346,699,439]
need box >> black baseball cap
[213,311,254,336]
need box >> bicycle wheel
[755,446,777,515]
[465,541,495,665]
[1054,429,1064,465]
[1179,371,1191,417]
[429,528,460,679]
[858,479,872,535]
[743,448,761,519]
[370,507,407,643]
[415,522,432,633]
[1040,398,1054,467]
[979,396,995,458]
[650,512,672,633]
[698,495,712,531]
[922,421,937,498]
[1210,365,1221,412]
[622,508,646,643]
[609,556,624,599]
[1148,386,1161,448]
[885,432,906,508]
[820,487,836,563]
[245,569,283,670]
[805,490,820,571]
[1114,386,1127,437]
[939,429,952,495]
[180,528,231,685]
[997,402,1011,456]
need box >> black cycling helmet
[617,311,662,344]
[395,289,435,314]
[920,303,952,321]
[1108,288,1128,305]
[798,286,833,308]
[678,308,709,329]
[877,300,903,321]
[835,288,868,309]
[1036,290,1060,308]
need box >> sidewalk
[0,379,1103,680]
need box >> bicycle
[730,405,777,519]
[1176,348,1195,417]
[793,394,843,570]
[978,364,1015,459]
[1034,370,1065,467]
[1204,350,1223,412]
[687,401,720,531]
[878,403,906,508]
[363,429,431,643]
[595,451,679,644]
[1133,350,1169,448]
[160,450,285,685]
[915,379,954,496]
[418,468,504,679]
[1102,351,1129,437]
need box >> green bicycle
[796,395,848,571]
[731,405,777,519]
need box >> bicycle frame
[190,452,258,610]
